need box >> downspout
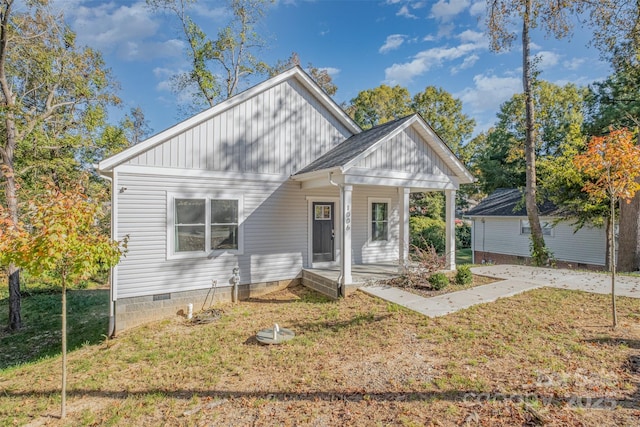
[328,172,344,297]
[96,168,117,337]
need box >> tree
[474,82,586,195]
[411,86,475,157]
[122,106,153,145]
[0,180,127,418]
[269,52,338,96]
[574,128,640,327]
[346,84,412,129]
[0,0,119,330]
[486,0,585,266]
[148,0,272,114]
[585,67,640,271]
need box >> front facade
[98,67,473,333]
[466,189,606,269]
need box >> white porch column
[445,189,457,270]
[398,187,410,272]
[340,185,353,294]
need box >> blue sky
[55,0,610,141]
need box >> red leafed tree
[574,128,640,327]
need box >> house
[465,188,606,269]
[97,67,474,333]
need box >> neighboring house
[465,188,606,269]
[98,67,473,333]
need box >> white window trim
[520,219,554,237]
[368,197,391,245]
[167,192,244,260]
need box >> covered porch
[291,115,473,299]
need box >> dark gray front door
[312,202,335,262]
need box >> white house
[98,67,474,333]
[465,188,606,269]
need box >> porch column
[398,187,410,272]
[445,189,456,270]
[340,185,353,294]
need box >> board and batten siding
[354,127,454,177]
[125,79,350,176]
[471,217,606,266]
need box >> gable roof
[98,66,361,173]
[465,188,559,217]
[293,113,474,184]
[294,115,414,175]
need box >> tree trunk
[522,0,547,266]
[61,277,67,419]
[610,197,618,328]
[2,134,22,330]
[617,177,640,272]
[8,265,21,330]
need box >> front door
[312,202,335,262]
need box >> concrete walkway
[359,264,640,318]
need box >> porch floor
[301,263,401,299]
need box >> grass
[0,289,108,369]
[0,284,639,426]
[456,247,472,265]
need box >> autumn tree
[574,128,640,327]
[148,0,272,114]
[0,0,119,330]
[0,180,127,418]
[269,52,338,96]
[486,0,586,265]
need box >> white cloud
[384,30,489,84]
[457,30,486,44]
[451,53,479,74]
[397,5,418,19]
[423,34,436,42]
[379,34,406,53]
[457,73,521,115]
[563,57,585,71]
[437,23,456,38]
[431,0,470,22]
[469,1,485,16]
[535,51,562,70]
[314,67,341,76]
[66,1,182,62]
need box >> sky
[51,0,611,141]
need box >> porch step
[301,269,378,299]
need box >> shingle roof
[465,188,559,217]
[294,115,415,175]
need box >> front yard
[0,284,639,426]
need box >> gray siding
[471,217,606,266]
[355,127,454,176]
[114,171,401,299]
[125,79,350,176]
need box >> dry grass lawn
[1,284,639,426]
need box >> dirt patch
[382,271,498,298]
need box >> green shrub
[455,220,471,248]
[410,216,445,254]
[454,265,473,286]
[428,272,449,290]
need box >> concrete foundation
[473,251,605,271]
[114,278,299,333]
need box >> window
[369,198,390,242]
[520,220,553,236]
[170,195,242,257]
[175,199,206,252]
[211,199,238,250]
